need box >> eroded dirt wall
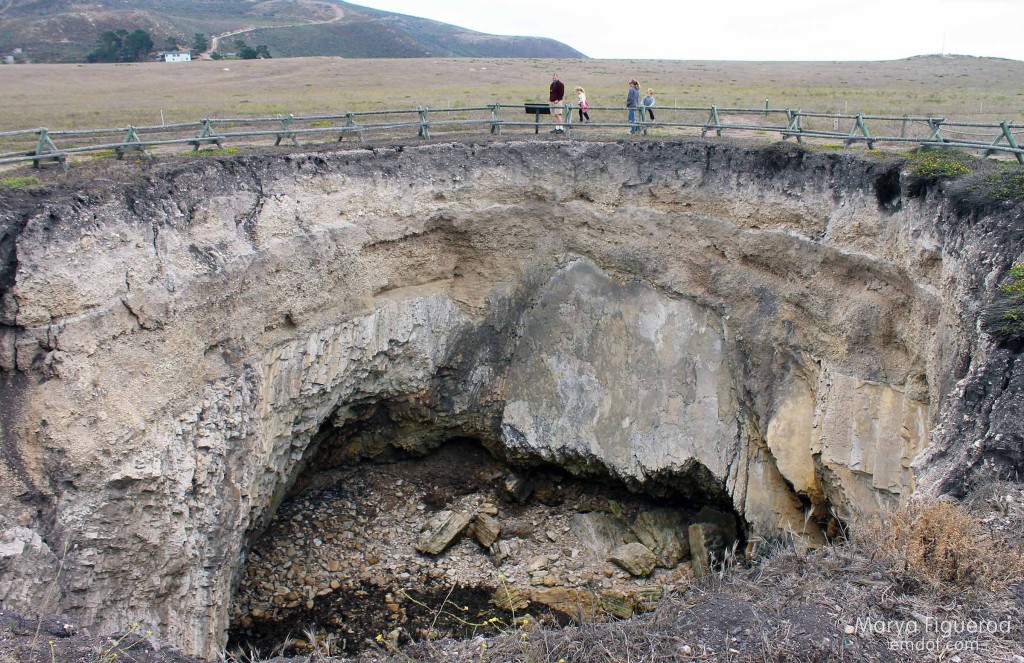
[0,139,1020,658]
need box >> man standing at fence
[549,73,565,133]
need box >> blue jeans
[628,107,638,132]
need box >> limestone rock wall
[0,140,1019,658]
[502,258,738,480]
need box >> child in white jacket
[575,86,591,123]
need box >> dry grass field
[1,54,1022,133]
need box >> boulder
[600,590,633,619]
[0,527,59,615]
[488,540,512,566]
[686,508,738,578]
[414,511,474,555]
[694,506,739,546]
[502,472,534,503]
[530,587,600,621]
[502,519,535,538]
[688,523,726,578]
[532,474,564,506]
[570,512,629,560]
[490,585,529,612]
[607,542,657,577]
[526,555,550,572]
[470,513,501,548]
[630,509,690,568]
[632,585,663,612]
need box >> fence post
[339,113,362,142]
[115,125,152,161]
[489,104,501,135]
[784,109,803,143]
[924,118,946,146]
[845,114,874,150]
[702,106,723,138]
[191,119,222,151]
[32,128,67,170]
[984,120,1024,164]
[274,114,299,147]
[418,107,430,139]
[900,114,909,138]
[564,103,574,138]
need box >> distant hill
[0,0,587,63]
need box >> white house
[164,51,192,63]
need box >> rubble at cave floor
[228,440,738,657]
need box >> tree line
[86,30,270,62]
[86,29,155,62]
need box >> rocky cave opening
[227,424,745,659]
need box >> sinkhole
[4,137,1011,663]
[227,435,743,658]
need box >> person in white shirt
[575,86,591,123]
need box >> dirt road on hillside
[204,0,344,57]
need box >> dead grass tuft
[861,497,1024,591]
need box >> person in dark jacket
[549,73,565,133]
[626,79,641,134]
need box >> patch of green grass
[189,147,240,156]
[906,148,973,178]
[863,148,895,161]
[983,169,1024,201]
[998,265,1024,311]
[986,265,1024,343]
[0,176,42,189]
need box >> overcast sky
[353,0,1023,61]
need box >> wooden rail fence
[1,103,1021,170]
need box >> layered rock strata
[0,139,1020,658]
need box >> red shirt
[549,80,564,102]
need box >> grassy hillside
[241,13,586,59]
[0,0,585,63]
